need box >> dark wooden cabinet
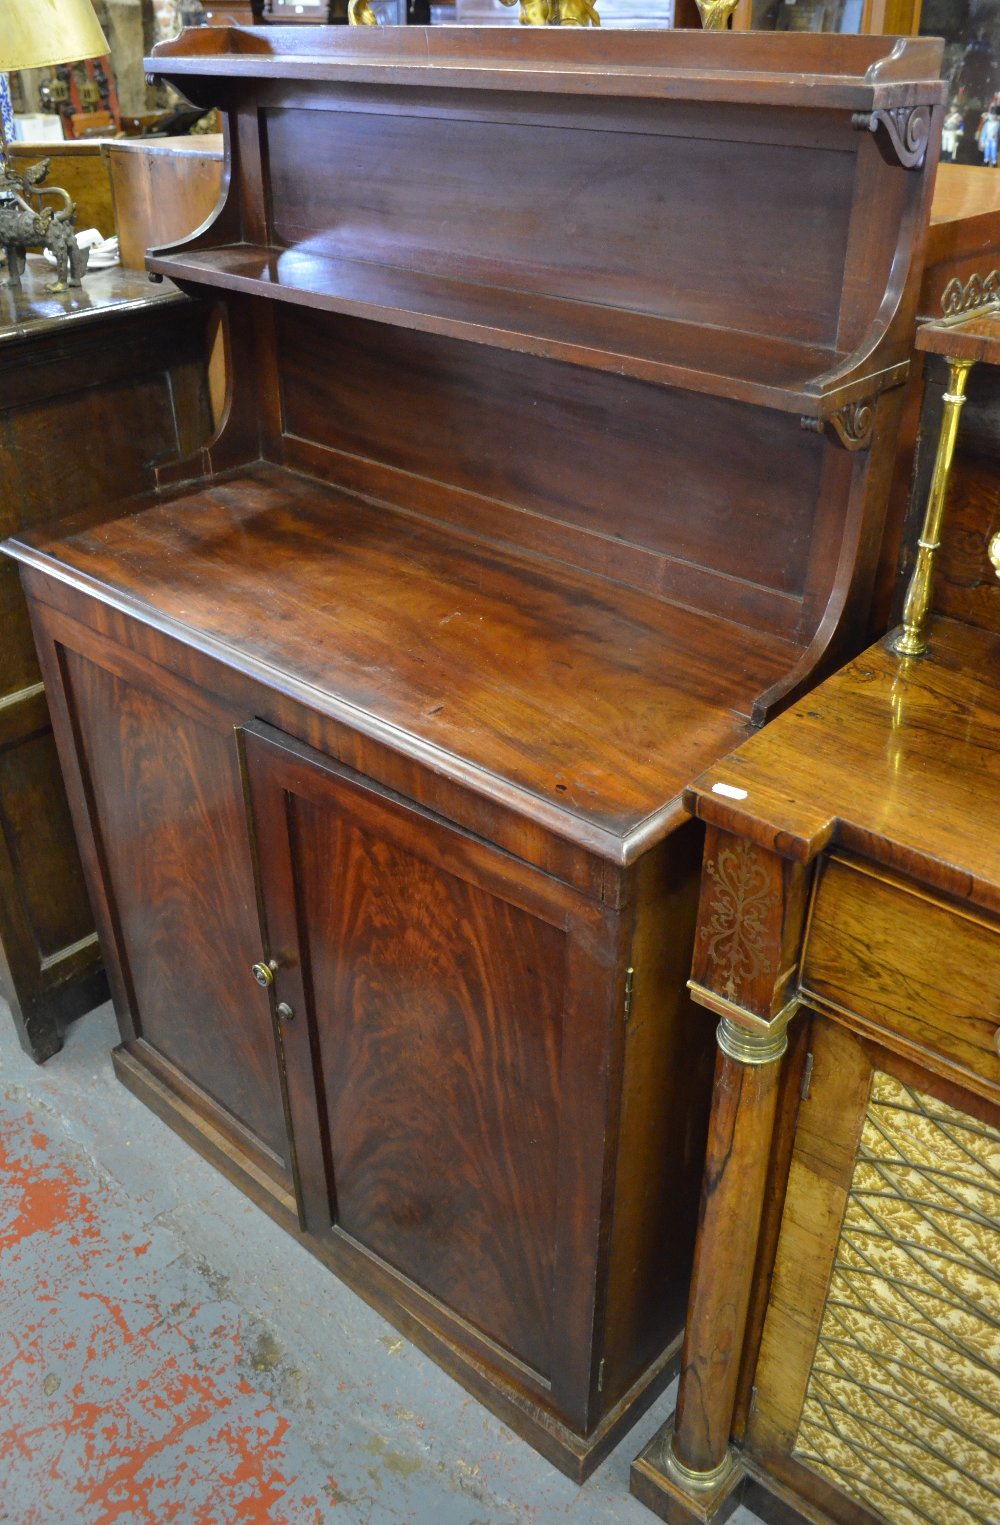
[3,26,946,1478]
[0,263,210,1063]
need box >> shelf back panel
[276,307,822,635]
[264,94,857,352]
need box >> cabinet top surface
[147,26,945,107]
[685,620,1000,915]
[5,464,800,862]
[0,260,184,347]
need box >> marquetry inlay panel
[793,1071,1000,1525]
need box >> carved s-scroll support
[852,106,932,170]
[631,830,809,1524]
[800,400,875,451]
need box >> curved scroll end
[560,0,601,23]
[853,105,932,170]
[694,0,739,28]
[800,400,875,452]
[348,0,379,22]
[826,400,875,451]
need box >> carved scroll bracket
[800,400,875,452]
[851,105,932,170]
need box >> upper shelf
[147,26,946,111]
[143,27,943,418]
[148,241,886,415]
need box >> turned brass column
[894,357,974,657]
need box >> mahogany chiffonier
[632,309,1000,1522]
[2,28,944,1476]
[0,260,210,1063]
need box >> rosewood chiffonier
[2,28,944,1476]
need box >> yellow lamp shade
[0,0,110,72]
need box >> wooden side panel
[746,1019,872,1462]
[290,789,565,1379]
[0,370,188,539]
[57,646,290,1172]
[277,307,823,613]
[601,821,715,1407]
[0,293,210,1060]
[0,727,94,960]
[0,689,103,1059]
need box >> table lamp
[0,0,110,160]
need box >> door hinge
[623,966,635,1025]
[597,1357,606,1393]
[800,1050,815,1102]
[748,1384,759,1420]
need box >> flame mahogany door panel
[242,720,620,1428]
[45,632,293,1196]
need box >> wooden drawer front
[802,856,1000,1095]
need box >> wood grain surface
[10,465,800,857]
[685,620,1000,918]
[292,790,564,1377]
[58,647,290,1174]
[803,855,1000,1101]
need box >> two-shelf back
[150,28,944,660]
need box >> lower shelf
[148,241,847,415]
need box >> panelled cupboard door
[747,1017,1000,1525]
[50,639,292,1189]
[241,721,620,1428]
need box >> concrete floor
[0,997,767,1525]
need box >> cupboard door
[52,642,291,1185]
[747,1018,1000,1525]
[242,721,614,1411]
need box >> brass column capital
[716,1001,798,1066]
[689,980,801,1067]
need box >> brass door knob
[251,960,275,989]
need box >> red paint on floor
[0,1107,333,1524]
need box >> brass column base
[631,1418,744,1525]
